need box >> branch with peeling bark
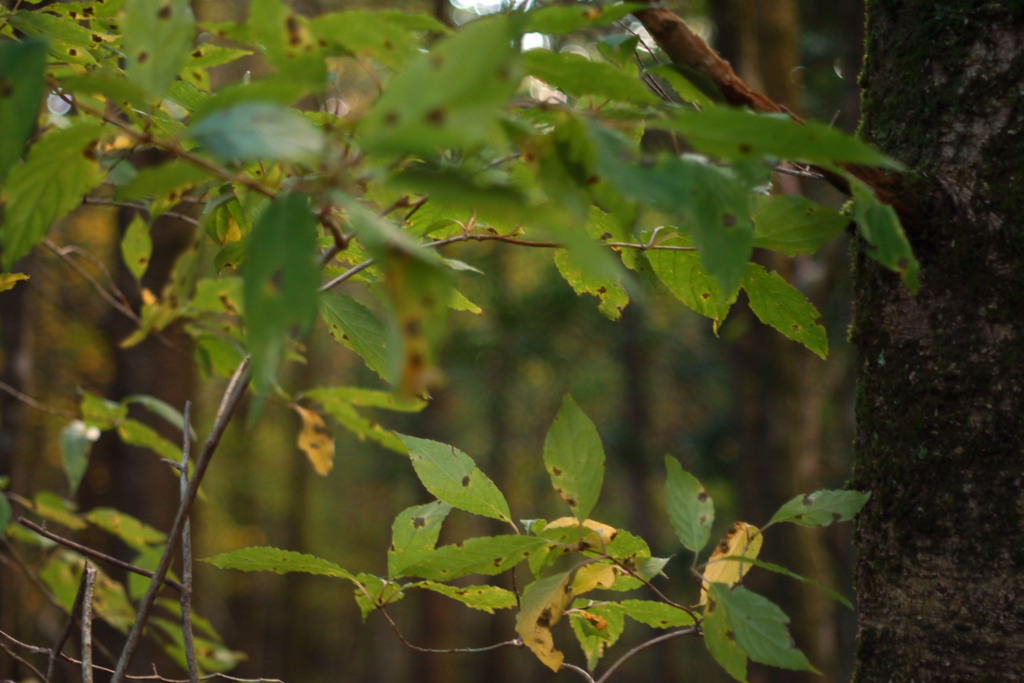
[631,6,919,223]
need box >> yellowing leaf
[699,522,763,607]
[571,562,618,595]
[543,517,618,549]
[292,405,335,475]
[515,571,575,672]
[0,273,29,293]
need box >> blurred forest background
[0,0,868,681]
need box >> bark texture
[852,2,1024,680]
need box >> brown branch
[0,380,76,419]
[47,563,91,680]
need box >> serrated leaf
[703,594,748,682]
[204,546,356,580]
[360,14,520,155]
[311,387,424,413]
[310,10,449,71]
[388,500,452,578]
[849,177,919,292]
[122,0,196,95]
[242,194,320,393]
[648,64,717,109]
[652,108,903,169]
[569,602,625,671]
[707,556,853,609]
[120,215,152,282]
[415,581,517,613]
[664,456,714,553]
[352,572,403,619]
[291,404,335,476]
[708,584,817,672]
[116,418,183,461]
[399,435,511,523]
[767,489,870,528]
[523,49,659,105]
[752,194,848,255]
[399,535,549,581]
[318,293,392,382]
[741,264,828,359]
[61,420,100,494]
[306,389,406,453]
[543,395,605,521]
[85,507,166,551]
[618,599,696,629]
[189,102,323,163]
[0,39,47,183]
[516,570,575,672]
[117,160,213,216]
[700,522,762,607]
[1,120,105,271]
[525,3,644,34]
[554,248,629,320]
[32,492,86,530]
[647,234,738,326]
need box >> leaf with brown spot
[699,522,763,607]
[542,395,605,521]
[291,405,335,476]
[515,571,575,672]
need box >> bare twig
[81,197,203,228]
[111,357,251,683]
[562,662,596,682]
[46,562,91,680]
[18,518,184,593]
[594,626,699,683]
[43,238,141,325]
[0,380,76,419]
[81,563,97,683]
[0,637,47,682]
[179,401,200,683]
[377,604,522,655]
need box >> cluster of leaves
[209,395,869,679]
[0,0,901,679]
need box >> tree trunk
[852,2,1024,680]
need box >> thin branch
[594,626,699,683]
[18,519,184,593]
[47,562,91,680]
[561,662,596,682]
[81,197,203,228]
[81,563,97,683]
[377,604,522,655]
[111,357,251,683]
[43,238,141,325]
[0,638,47,682]
[0,380,76,419]
[179,401,200,683]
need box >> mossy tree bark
[852,2,1024,679]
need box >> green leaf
[122,0,196,95]
[554,248,629,321]
[522,49,659,105]
[752,195,848,255]
[120,215,153,282]
[415,581,517,613]
[117,160,214,216]
[1,120,105,271]
[242,194,320,393]
[543,395,605,521]
[306,389,406,453]
[204,546,357,580]
[703,593,748,682]
[32,492,86,530]
[310,10,449,71]
[646,233,737,327]
[0,39,47,183]
[849,177,919,292]
[189,103,324,163]
[61,420,100,494]
[359,14,521,155]
[388,500,452,578]
[311,386,425,413]
[652,108,904,169]
[708,584,817,672]
[0,490,11,533]
[664,456,714,553]
[569,602,625,671]
[525,3,644,34]
[353,572,404,619]
[80,391,128,429]
[618,599,696,628]
[85,508,166,551]
[741,264,828,359]
[399,435,512,524]
[123,394,196,441]
[116,418,183,461]
[318,293,392,382]
[399,535,550,581]
[767,489,870,528]
[647,64,717,109]
[516,570,575,672]
[708,556,852,609]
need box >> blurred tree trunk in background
[711,2,855,680]
[852,2,1024,679]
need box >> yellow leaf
[543,517,618,549]
[699,521,763,607]
[571,562,618,595]
[292,405,335,476]
[515,571,575,672]
[0,273,29,293]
